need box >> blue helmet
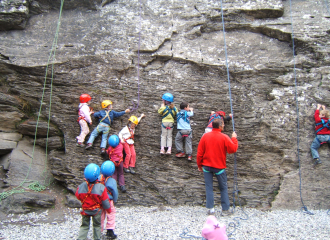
[108,135,120,148]
[84,163,100,182]
[101,161,115,177]
[162,93,174,103]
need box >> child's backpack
[315,119,330,133]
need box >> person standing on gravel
[197,118,238,215]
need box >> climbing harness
[179,131,192,138]
[162,123,174,130]
[123,127,135,144]
[130,0,142,112]
[206,111,226,128]
[315,119,330,134]
[0,0,65,202]
[177,111,190,124]
[80,180,101,216]
[289,0,313,216]
[108,149,124,167]
[162,106,177,120]
[99,175,114,196]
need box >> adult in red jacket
[76,163,111,240]
[310,104,330,166]
[197,118,238,215]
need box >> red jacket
[75,181,111,215]
[197,128,238,169]
[314,109,330,135]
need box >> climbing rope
[289,0,314,216]
[218,0,249,238]
[0,0,64,201]
[130,0,141,112]
[179,228,205,239]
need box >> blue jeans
[203,166,230,210]
[310,135,330,160]
[87,123,110,149]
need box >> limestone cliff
[0,0,329,212]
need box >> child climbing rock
[310,104,330,166]
[106,135,127,193]
[85,100,130,155]
[175,102,194,161]
[205,111,232,133]
[119,114,145,174]
[158,93,178,155]
[76,94,93,147]
[99,161,118,240]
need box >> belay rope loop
[130,0,142,112]
[289,0,313,216]
[0,0,65,201]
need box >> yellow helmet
[101,100,112,108]
[128,116,138,125]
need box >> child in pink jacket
[76,94,93,146]
[106,135,127,193]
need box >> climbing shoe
[166,149,171,155]
[187,155,192,161]
[123,168,130,173]
[106,229,117,239]
[120,185,127,193]
[313,158,322,167]
[221,207,234,217]
[85,143,92,150]
[160,149,165,154]
[130,167,136,174]
[76,142,85,147]
[175,152,186,158]
[100,148,106,155]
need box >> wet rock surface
[0,0,329,213]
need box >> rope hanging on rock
[289,0,313,216]
[130,0,142,112]
[219,0,249,238]
[0,0,65,201]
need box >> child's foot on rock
[76,142,85,147]
[123,168,130,173]
[160,149,165,154]
[85,143,92,150]
[130,167,136,174]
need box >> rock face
[0,0,330,211]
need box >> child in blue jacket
[85,100,130,155]
[175,102,194,161]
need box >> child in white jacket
[119,114,145,174]
[76,94,93,146]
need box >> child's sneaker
[85,143,92,150]
[123,168,130,173]
[100,148,106,155]
[187,155,192,161]
[313,158,322,167]
[106,229,117,239]
[160,149,165,154]
[130,167,136,174]
[120,185,126,193]
[76,142,85,147]
[175,152,186,158]
[166,149,171,155]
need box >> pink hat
[201,215,228,240]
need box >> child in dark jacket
[85,100,130,155]
[310,104,330,166]
[75,163,111,240]
[205,111,232,133]
[99,161,118,239]
[106,135,127,193]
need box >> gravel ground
[0,206,329,240]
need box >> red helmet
[80,94,91,103]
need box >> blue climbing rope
[289,0,314,216]
[130,0,141,112]
[218,0,250,238]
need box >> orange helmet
[80,94,91,103]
